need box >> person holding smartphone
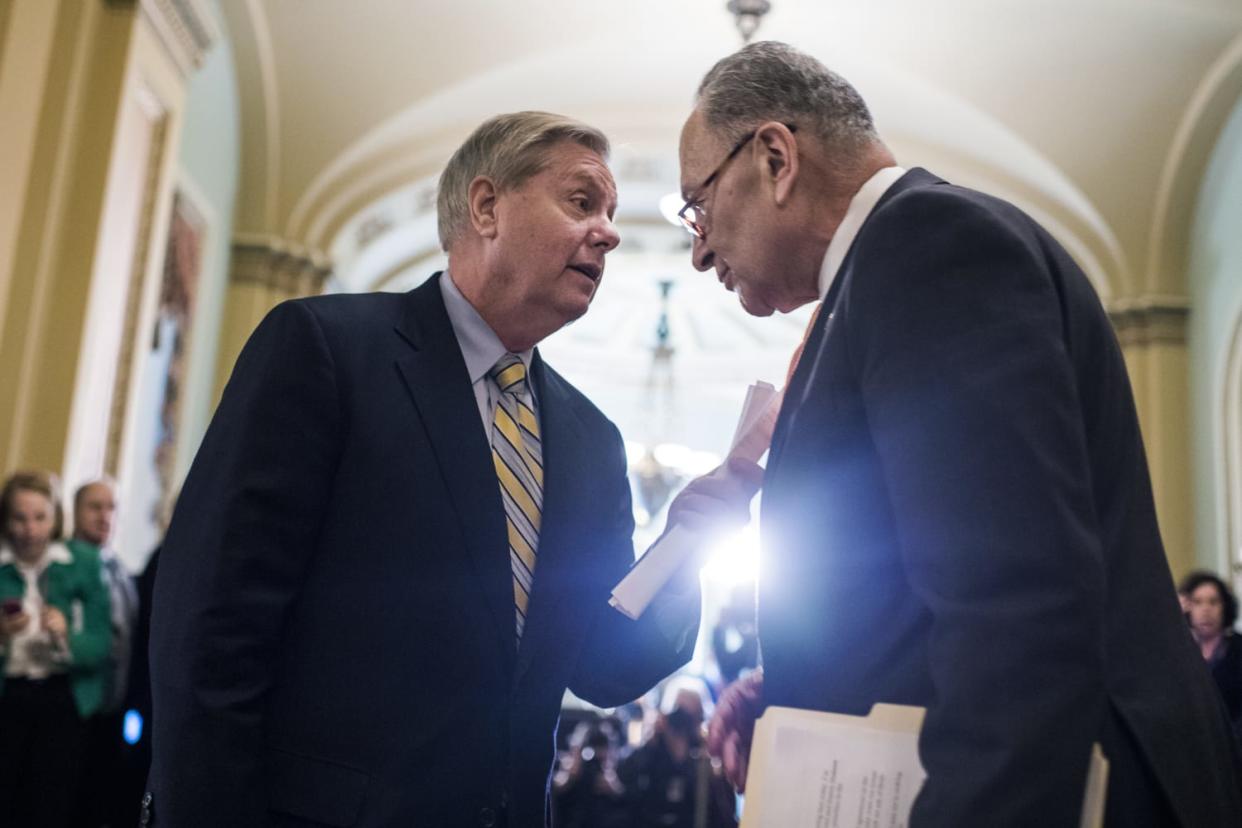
[0,470,111,828]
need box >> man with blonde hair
[148,111,756,828]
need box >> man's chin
[738,290,775,318]
[555,296,593,327]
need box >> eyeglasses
[677,123,796,239]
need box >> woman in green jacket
[0,470,111,828]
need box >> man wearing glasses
[679,41,1242,826]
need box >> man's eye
[572,196,590,210]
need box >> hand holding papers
[739,703,1109,828]
[740,704,927,828]
[727,381,782,465]
[609,382,778,620]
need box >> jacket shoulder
[283,291,408,330]
[539,360,621,440]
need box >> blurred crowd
[0,470,155,828]
[552,681,738,828]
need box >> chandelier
[726,0,772,43]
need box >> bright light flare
[659,191,689,229]
[700,523,760,587]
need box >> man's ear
[468,175,500,239]
[755,122,799,205]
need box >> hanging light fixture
[726,0,772,43]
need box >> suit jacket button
[478,805,497,827]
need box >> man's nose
[592,217,620,252]
[691,234,715,272]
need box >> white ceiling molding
[138,0,219,76]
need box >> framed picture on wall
[118,188,207,565]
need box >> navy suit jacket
[762,169,1242,826]
[148,275,694,827]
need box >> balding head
[73,478,117,547]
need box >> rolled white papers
[609,381,780,620]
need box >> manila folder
[740,704,1108,828]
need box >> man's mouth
[568,263,602,283]
[718,267,735,291]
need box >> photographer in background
[552,718,628,828]
[620,684,737,828]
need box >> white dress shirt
[818,166,908,299]
[438,271,539,434]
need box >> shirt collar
[439,270,535,384]
[818,166,907,298]
[0,541,73,567]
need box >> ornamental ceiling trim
[138,0,220,76]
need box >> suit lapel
[768,168,941,473]
[393,275,515,671]
[768,276,842,472]
[512,353,590,684]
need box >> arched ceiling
[207,0,1242,457]
[218,0,1242,304]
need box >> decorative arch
[217,0,281,233]
[1148,34,1242,297]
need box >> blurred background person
[620,680,737,828]
[0,471,111,828]
[552,717,629,828]
[709,583,759,693]
[68,478,138,827]
[1179,570,1242,748]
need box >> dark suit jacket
[148,275,695,827]
[762,168,1242,826]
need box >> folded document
[741,704,1109,828]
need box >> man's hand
[666,457,764,536]
[707,670,765,792]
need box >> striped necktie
[488,354,543,641]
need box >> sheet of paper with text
[742,705,926,828]
[741,704,1108,828]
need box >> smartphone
[1,598,22,617]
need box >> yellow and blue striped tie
[489,354,543,641]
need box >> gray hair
[696,41,878,154]
[437,111,610,250]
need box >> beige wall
[0,0,203,496]
[1118,309,1194,581]
[0,0,137,476]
